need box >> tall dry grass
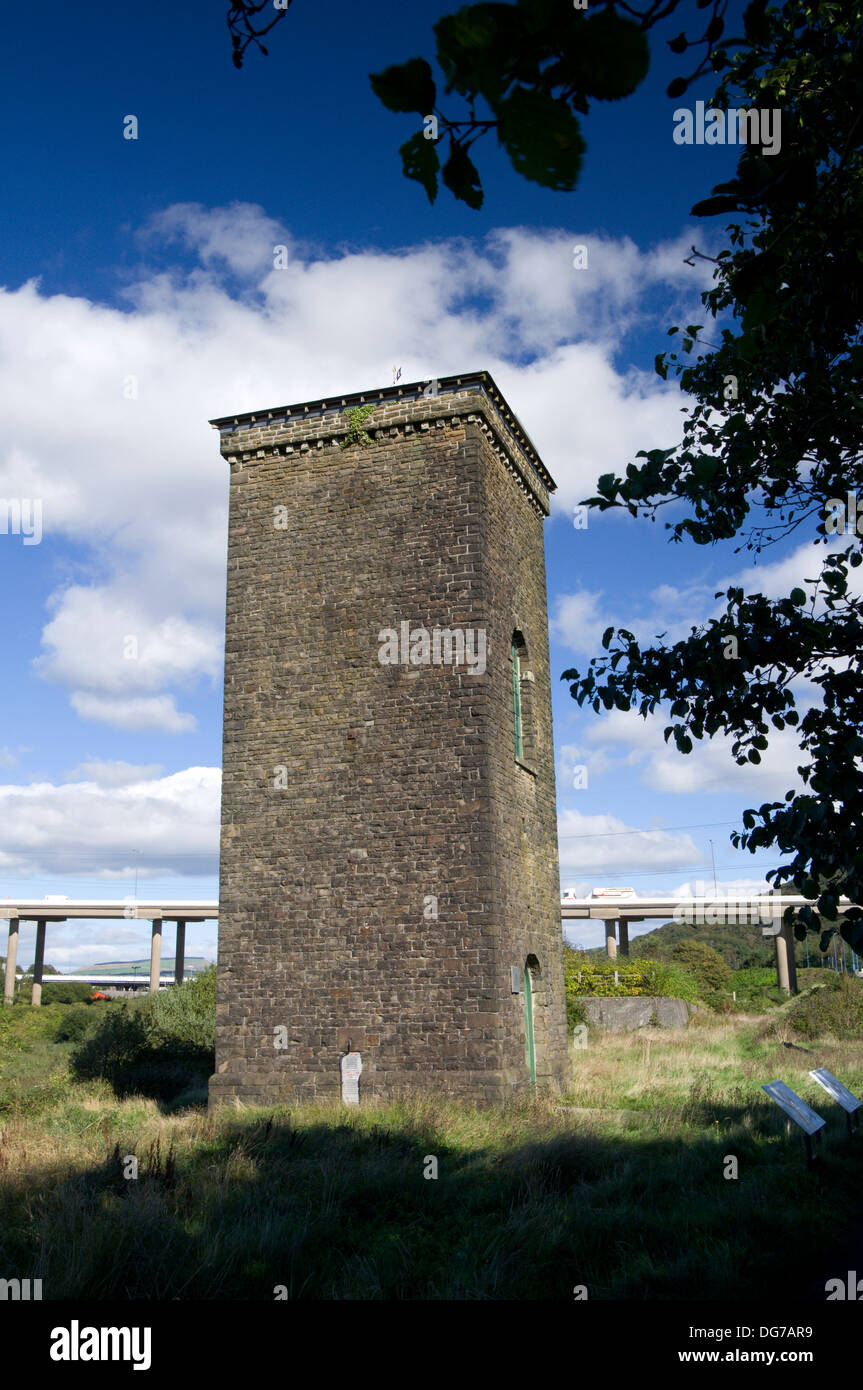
[1,1011,862,1299]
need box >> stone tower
[208,372,569,1106]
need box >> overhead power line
[559,819,741,842]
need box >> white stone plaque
[340,1050,362,1104]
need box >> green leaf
[400,131,440,203]
[441,139,483,209]
[496,87,584,191]
[370,58,436,116]
[743,0,769,39]
[691,194,742,217]
[581,9,649,101]
[433,5,513,104]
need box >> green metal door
[523,965,536,1092]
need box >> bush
[781,975,863,1040]
[147,965,216,1049]
[69,968,216,1101]
[567,995,588,1030]
[637,959,700,1004]
[671,942,732,994]
[565,956,646,996]
[54,1004,102,1044]
[725,965,789,1011]
[730,967,777,991]
[0,1008,25,1071]
[17,978,93,1004]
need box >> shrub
[567,995,588,1031]
[17,978,93,1004]
[730,967,777,992]
[70,1005,152,1080]
[726,965,789,1012]
[671,942,732,994]
[637,959,700,1004]
[54,1004,102,1044]
[781,975,863,1040]
[147,965,216,1049]
[0,1008,25,1072]
[69,968,216,1101]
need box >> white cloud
[478,226,713,353]
[647,727,803,796]
[550,537,841,801]
[0,766,220,877]
[0,204,705,726]
[576,707,805,797]
[727,537,855,602]
[64,760,163,786]
[144,201,292,277]
[70,693,197,733]
[34,586,222,728]
[557,805,703,881]
[495,347,686,517]
[550,588,608,658]
[672,876,772,898]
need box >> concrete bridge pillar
[175,920,186,985]
[3,916,19,1005]
[775,921,799,994]
[31,919,46,1007]
[605,919,618,960]
[149,917,163,993]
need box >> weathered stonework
[208,372,569,1106]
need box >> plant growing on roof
[340,403,378,450]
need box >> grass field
[2,996,862,1300]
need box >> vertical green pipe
[511,643,523,761]
[523,967,536,1093]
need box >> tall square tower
[208,372,569,1105]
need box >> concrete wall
[579,997,692,1032]
[209,378,569,1106]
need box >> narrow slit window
[511,640,523,761]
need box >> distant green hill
[62,957,212,976]
[579,919,817,971]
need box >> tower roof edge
[207,370,556,493]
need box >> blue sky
[0,0,808,966]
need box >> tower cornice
[209,371,556,514]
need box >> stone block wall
[208,373,570,1105]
